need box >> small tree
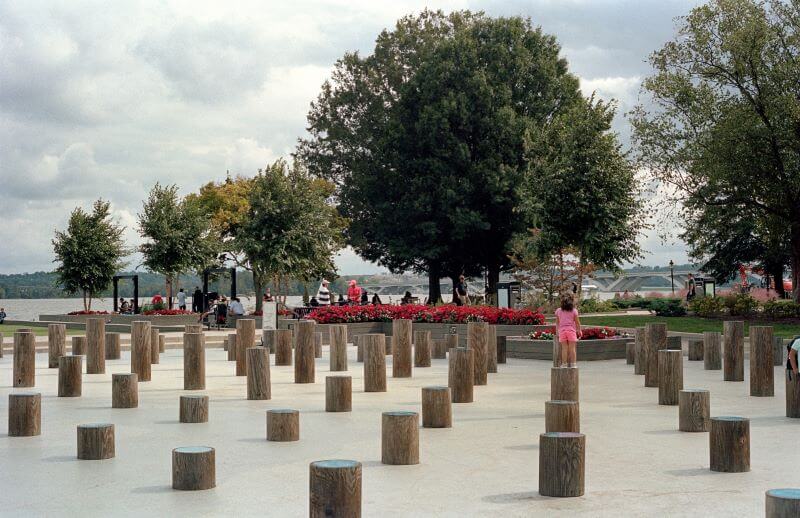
[52,200,127,311]
[138,183,217,308]
[524,97,644,295]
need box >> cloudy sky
[0,0,700,275]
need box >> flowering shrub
[307,304,545,325]
[529,326,627,340]
[143,309,193,316]
[67,310,110,315]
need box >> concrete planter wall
[506,337,630,361]
[277,318,550,345]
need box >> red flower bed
[529,326,627,340]
[307,304,545,325]
[142,309,193,316]
[67,310,109,315]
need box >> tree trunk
[427,262,441,305]
[254,272,264,314]
[486,262,500,306]
[792,223,800,303]
[83,290,89,311]
[166,275,173,309]
[767,261,785,298]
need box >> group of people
[309,279,380,307]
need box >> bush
[689,296,725,317]
[762,300,800,319]
[308,304,546,325]
[579,298,616,313]
[649,299,686,317]
[720,293,759,316]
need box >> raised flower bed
[507,326,632,361]
[307,304,545,325]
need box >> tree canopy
[631,0,800,301]
[138,183,217,306]
[296,10,583,302]
[52,199,128,310]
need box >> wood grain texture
[679,389,709,432]
[77,423,114,460]
[262,329,278,353]
[112,373,138,408]
[183,332,205,390]
[362,334,387,392]
[446,334,459,354]
[8,392,41,436]
[58,355,82,397]
[448,347,474,403]
[633,327,646,375]
[551,367,579,402]
[687,339,704,361]
[48,323,66,368]
[131,321,151,382]
[545,400,580,433]
[105,332,121,360]
[330,325,348,371]
[236,319,256,376]
[294,320,316,384]
[86,318,106,373]
[149,327,160,365]
[172,446,215,490]
[71,336,86,356]
[468,321,488,385]
[381,411,419,465]
[159,334,166,353]
[315,331,323,359]
[227,333,237,362]
[309,459,362,518]
[274,329,293,366]
[432,339,447,359]
[723,321,744,382]
[392,319,412,378]
[13,331,36,387]
[786,375,800,418]
[267,409,300,441]
[421,386,452,428]
[325,376,352,412]
[625,342,635,365]
[749,326,774,396]
[773,337,785,366]
[497,335,507,364]
[413,330,431,368]
[658,350,683,405]
[247,347,271,400]
[538,432,585,497]
[184,324,203,334]
[644,323,666,387]
[709,416,750,472]
[765,488,800,518]
[704,331,722,370]
[180,395,209,423]
[487,325,498,373]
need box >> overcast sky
[0,0,701,275]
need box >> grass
[580,315,800,339]
[0,324,82,337]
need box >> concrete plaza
[0,343,796,516]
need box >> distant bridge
[591,271,702,292]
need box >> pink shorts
[559,330,578,342]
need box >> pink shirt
[555,308,578,333]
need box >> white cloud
[0,0,697,274]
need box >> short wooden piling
[644,323,666,387]
[267,409,300,441]
[421,386,452,428]
[381,411,419,465]
[58,355,82,397]
[112,373,138,408]
[723,321,744,382]
[766,488,800,518]
[172,446,215,490]
[236,319,256,377]
[545,400,580,433]
[468,322,488,386]
[362,334,387,392]
[679,389,710,432]
[448,348,474,403]
[77,423,114,460]
[709,416,750,472]
[8,393,41,436]
[105,332,121,360]
[325,376,352,412]
[309,460,362,518]
[274,329,293,366]
[687,339,703,361]
[538,432,585,497]
[658,350,683,405]
[179,395,209,423]
[551,367,579,402]
[330,325,348,372]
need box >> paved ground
[0,344,797,516]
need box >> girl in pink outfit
[555,294,581,367]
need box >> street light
[669,260,675,294]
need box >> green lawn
[0,324,82,337]
[581,315,800,339]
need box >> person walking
[177,288,187,310]
[192,287,203,313]
[316,279,331,306]
[555,294,582,367]
[686,273,697,301]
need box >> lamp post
[669,260,675,294]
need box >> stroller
[205,302,228,330]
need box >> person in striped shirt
[316,279,331,306]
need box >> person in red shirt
[347,280,362,305]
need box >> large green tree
[525,97,644,294]
[138,183,217,308]
[52,199,128,310]
[631,0,800,301]
[296,10,582,302]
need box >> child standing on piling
[555,294,581,367]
